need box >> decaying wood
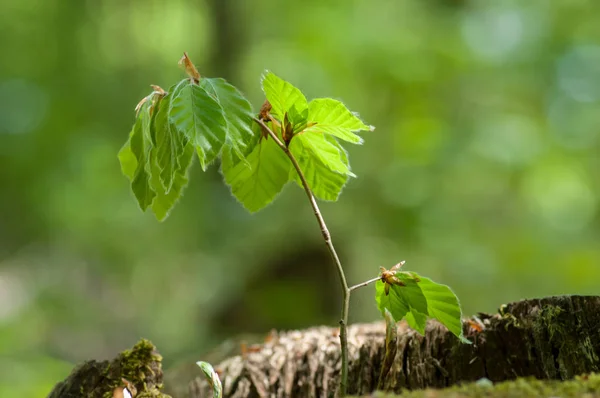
[185,295,600,398]
[48,339,169,398]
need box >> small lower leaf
[396,273,429,316]
[416,275,470,343]
[404,309,427,335]
[375,280,409,322]
[375,270,469,343]
[377,275,428,335]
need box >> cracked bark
[48,296,600,397]
[182,295,600,398]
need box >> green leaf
[200,77,257,156]
[404,309,427,335]
[261,71,308,122]
[149,142,194,221]
[118,141,136,181]
[292,132,354,176]
[119,102,156,211]
[416,276,470,343]
[304,98,374,144]
[152,90,188,193]
[288,134,353,201]
[222,134,291,213]
[376,280,409,322]
[395,273,429,315]
[376,270,469,342]
[170,80,228,170]
[375,277,429,334]
[197,361,222,398]
[221,121,261,171]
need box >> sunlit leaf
[292,132,354,176]
[304,98,373,143]
[289,134,352,201]
[170,80,227,170]
[261,71,308,122]
[222,133,291,213]
[197,361,222,398]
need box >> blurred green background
[1,0,600,396]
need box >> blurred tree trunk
[206,0,244,81]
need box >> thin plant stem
[349,276,380,292]
[253,117,351,396]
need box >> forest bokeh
[1,0,600,396]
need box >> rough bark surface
[185,295,600,398]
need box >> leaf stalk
[253,117,351,396]
[349,276,381,292]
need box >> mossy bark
[183,295,600,397]
[370,373,600,398]
[48,339,170,398]
[49,296,600,397]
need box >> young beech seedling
[118,53,469,397]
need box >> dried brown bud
[178,52,201,83]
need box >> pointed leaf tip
[305,98,372,144]
[261,71,308,123]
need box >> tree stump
[48,296,600,397]
[185,295,600,397]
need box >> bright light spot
[547,96,600,149]
[557,45,600,102]
[522,163,596,232]
[462,7,524,62]
[472,114,542,166]
[0,271,29,322]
